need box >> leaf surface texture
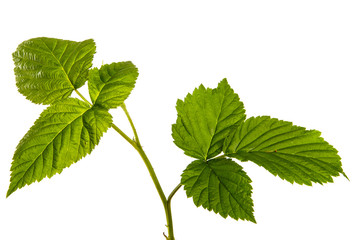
[7,98,112,197]
[172,79,246,160]
[223,116,345,185]
[88,61,138,109]
[181,158,255,222]
[13,37,96,104]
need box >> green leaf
[12,37,96,104]
[181,158,255,222]
[7,98,112,197]
[223,116,345,185]
[172,79,246,160]
[88,61,138,109]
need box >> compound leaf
[13,37,96,104]
[181,158,255,222]
[7,98,112,197]
[172,79,246,160]
[88,61,138,109]
[224,116,346,185]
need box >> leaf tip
[218,78,229,86]
[244,212,257,224]
[342,171,350,181]
[6,185,16,198]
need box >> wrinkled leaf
[88,61,138,109]
[13,37,96,104]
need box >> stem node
[112,103,182,240]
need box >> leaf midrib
[206,160,254,221]
[13,104,91,184]
[204,92,225,160]
[237,150,340,181]
[40,39,76,90]
[91,66,135,105]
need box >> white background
[0,1,354,239]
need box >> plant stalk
[75,89,92,105]
[120,104,181,239]
[74,89,180,239]
[165,184,182,239]
[121,103,141,147]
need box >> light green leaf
[7,98,112,197]
[172,79,246,160]
[223,116,345,185]
[12,37,96,104]
[88,61,138,109]
[181,158,255,222]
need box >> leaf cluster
[10,37,347,227]
[9,37,138,197]
[172,78,347,222]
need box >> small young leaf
[88,61,138,109]
[13,37,96,104]
[172,79,246,160]
[181,158,255,222]
[7,98,112,197]
[223,116,345,185]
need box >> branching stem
[74,89,92,105]
[165,183,182,238]
[119,105,180,240]
[121,103,141,147]
[75,89,180,239]
[111,123,138,150]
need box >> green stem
[120,103,166,205]
[165,184,182,239]
[75,89,92,105]
[212,154,226,160]
[135,143,167,206]
[75,89,180,239]
[120,104,182,240]
[168,184,182,205]
[112,124,178,240]
[111,123,138,151]
[121,103,141,147]
[73,89,138,151]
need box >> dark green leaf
[181,158,255,222]
[224,116,345,185]
[172,79,246,160]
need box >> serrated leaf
[172,79,246,160]
[224,116,345,185]
[181,158,255,222]
[88,61,138,109]
[12,37,96,104]
[7,98,112,197]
